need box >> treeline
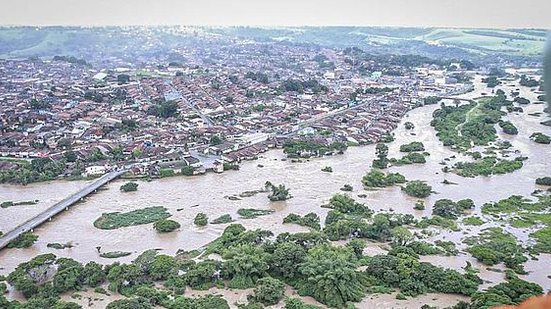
[52,55,88,66]
[283,140,347,158]
[3,216,543,309]
[0,158,65,185]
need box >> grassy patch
[46,242,74,249]
[93,206,171,229]
[464,228,527,273]
[1,200,39,208]
[417,216,459,231]
[237,208,275,219]
[7,232,38,248]
[530,227,551,254]
[453,157,525,177]
[99,251,132,258]
[283,213,321,230]
[211,214,234,224]
[463,216,485,226]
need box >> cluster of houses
[0,38,468,180]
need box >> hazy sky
[1,0,550,28]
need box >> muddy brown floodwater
[1,75,550,308]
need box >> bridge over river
[0,169,127,250]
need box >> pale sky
[1,0,550,28]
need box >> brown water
[1,76,550,307]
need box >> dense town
[0,36,475,183]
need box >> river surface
[1,75,550,307]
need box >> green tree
[248,277,285,306]
[265,181,291,201]
[194,213,208,226]
[150,255,178,280]
[270,242,307,279]
[391,226,413,246]
[223,244,270,288]
[120,182,138,192]
[432,199,461,219]
[63,151,78,163]
[297,244,367,307]
[403,180,432,198]
[82,261,105,287]
[154,219,181,233]
[107,297,152,309]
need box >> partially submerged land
[0,71,550,308]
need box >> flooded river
[1,76,550,307]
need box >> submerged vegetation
[402,180,432,198]
[120,182,139,192]
[265,181,291,201]
[362,170,406,188]
[237,208,275,219]
[211,214,234,224]
[154,219,181,233]
[7,232,38,248]
[452,156,525,177]
[94,206,171,229]
[283,213,321,230]
[283,140,347,158]
[0,200,38,208]
[194,213,208,226]
[464,228,527,273]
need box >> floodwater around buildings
[1,77,550,307]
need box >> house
[212,159,224,173]
[84,165,106,177]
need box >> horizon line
[0,24,547,31]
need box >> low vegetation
[283,140,347,158]
[237,208,275,219]
[536,177,551,186]
[463,216,485,226]
[432,198,475,219]
[94,206,171,229]
[7,232,38,248]
[389,152,428,166]
[417,216,459,231]
[283,213,321,230]
[452,157,525,177]
[154,219,181,233]
[0,200,38,208]
[402,180,432,198]
[265,181,291,201]
[99,251,132,258]
[211,214,234,224]
[498,120,518,135]
[399,141,425,152]
[362,170,406,188]
[530,132,551,144]
[47,242,74,250]
[464,228,527,273]
[120,182,138,192]
[194,213,208,226]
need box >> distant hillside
[0,26,545,62]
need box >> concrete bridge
[0,169,127,250]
